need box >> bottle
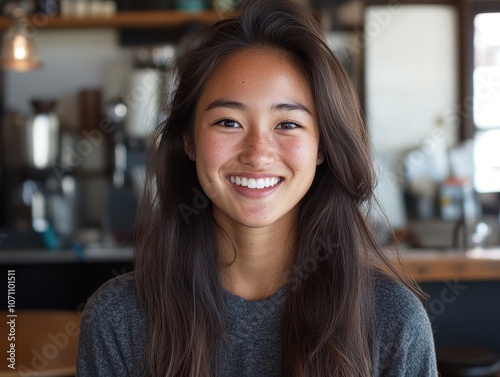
[439,177,465,222]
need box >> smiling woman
[76,0,438,376]
[190,48,322,299]
[191,49,320,233]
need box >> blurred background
[0,0,499,373]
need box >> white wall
[364,5,459,228]
[4,29,134,129]
[365,5,459,155]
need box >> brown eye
[217,118,241,128]
[276,122,300,129]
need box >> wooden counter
[396,248,500,282]
[1,246,500,281]
[0,311,81,377]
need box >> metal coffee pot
[2,99,59,170]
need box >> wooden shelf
[0,10,237,30]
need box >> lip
[226,174,283,198]
[228,173,283,179]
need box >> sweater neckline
[223,284,288,305]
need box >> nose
[238,128,275,168]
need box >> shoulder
[373,277,431,340]
[87,271,138,307]
[373,278,437,376]
[78,272,146,375]
[82,271,141,325]
[373,278,426,324]
[79,271,146,345]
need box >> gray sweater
[77,272,437,376]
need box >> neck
[216,216,296,301]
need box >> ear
[316,150,325,165]
[183,134,195,161]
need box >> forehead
[213,47,304,78]
[198,47,314,106]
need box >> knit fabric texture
[77,272,437,376]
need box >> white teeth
[229,176,281,189]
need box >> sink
[407,216,500,249]
[466,247,500,260]
[396,246,500,260]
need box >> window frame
[461,0,500,140]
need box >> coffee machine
[0,99,78,249]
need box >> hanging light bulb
[1,7,41,71]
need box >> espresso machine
[0,99,78,249]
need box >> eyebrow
[204,100,313,115]
[205,100,245,111]
[272,102,312,115]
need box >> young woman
[77,1,437,376]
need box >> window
[473,13,500,129]
[473,12,500,193]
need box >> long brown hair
[134,1,418,376]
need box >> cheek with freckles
[279,138,319,169]
[194,135,235,198]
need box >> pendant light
[1,6,41,71]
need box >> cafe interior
[0,0,499,375]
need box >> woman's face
[191,48,321,231]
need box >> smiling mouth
[229,176,282,189]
